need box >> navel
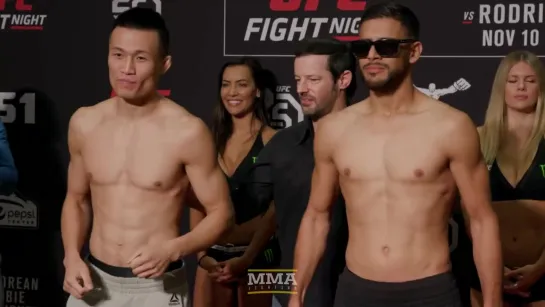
[153,181,162,188]
[343,168,351,177]
[414,169,424,178]
[382,245,390,255]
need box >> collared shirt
[252,118,348,307]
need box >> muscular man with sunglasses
[288,3,502,307]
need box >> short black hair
[360,1,420,40]
[294,38,357,99]
[113,7,170,56]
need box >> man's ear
[162,55,172,74]
[337,70,353,91]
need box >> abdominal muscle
[88,184,184,267]
[343,181,453,282]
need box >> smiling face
[220,64,260,118]
[108,26,170,102]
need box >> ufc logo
[0,0,32,11]
[269,0,365,11]
[110,90,171,97]
[112,0,162,15]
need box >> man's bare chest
[334,124,449,182]
[81,125,182,188]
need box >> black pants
[334,268,462,307]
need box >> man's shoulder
[315,106,359,140]
[429,100,477,138]
[69,99,112,134]
[166,108,211,150]
[160,99,204,129]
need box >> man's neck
[115,94,161,119]
[368,76,416,115]
[505,109,535,144]
[232,112,260,136]
[312,96,348,131]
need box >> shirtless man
[61,8,233,307]
[288,2,502,307]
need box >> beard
[300,86,338,121]
[362,62,410,94]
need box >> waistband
[88,254,184,278]
[209,244,248,253]
[209,236,277,253]
[87,255,186,293]
[340,268,458,301]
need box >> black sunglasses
[351,38,416,58]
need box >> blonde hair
[480,50,545,166]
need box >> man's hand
[128,240,177,278]
[199,256,223,282]
[216,256,252,283]
[504,264,542,296]
[63,257,93,299]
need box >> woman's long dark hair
[212,57,277,156]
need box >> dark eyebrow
[110,47,151,55]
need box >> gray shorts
[66,256,190,307]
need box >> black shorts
[205,236,281,270]
[470,266,545,303]
[334,268,462,307]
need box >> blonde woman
[470,50,545,306]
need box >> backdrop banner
[0,0,543,306]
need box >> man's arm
[446,112,502,307]
[170,117,234,259]
[0,121,17,194]
[187,188,207,261]
[61,109,92,261]
[293,120,339,301]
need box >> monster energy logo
[247,269,297,295]
[540,164,545,178]
[252,156,257,163]
[263,248,273,263]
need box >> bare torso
[488,145,545,267]
[333,97,458,282]
[494,200,545,267]
[79,99,192,266]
